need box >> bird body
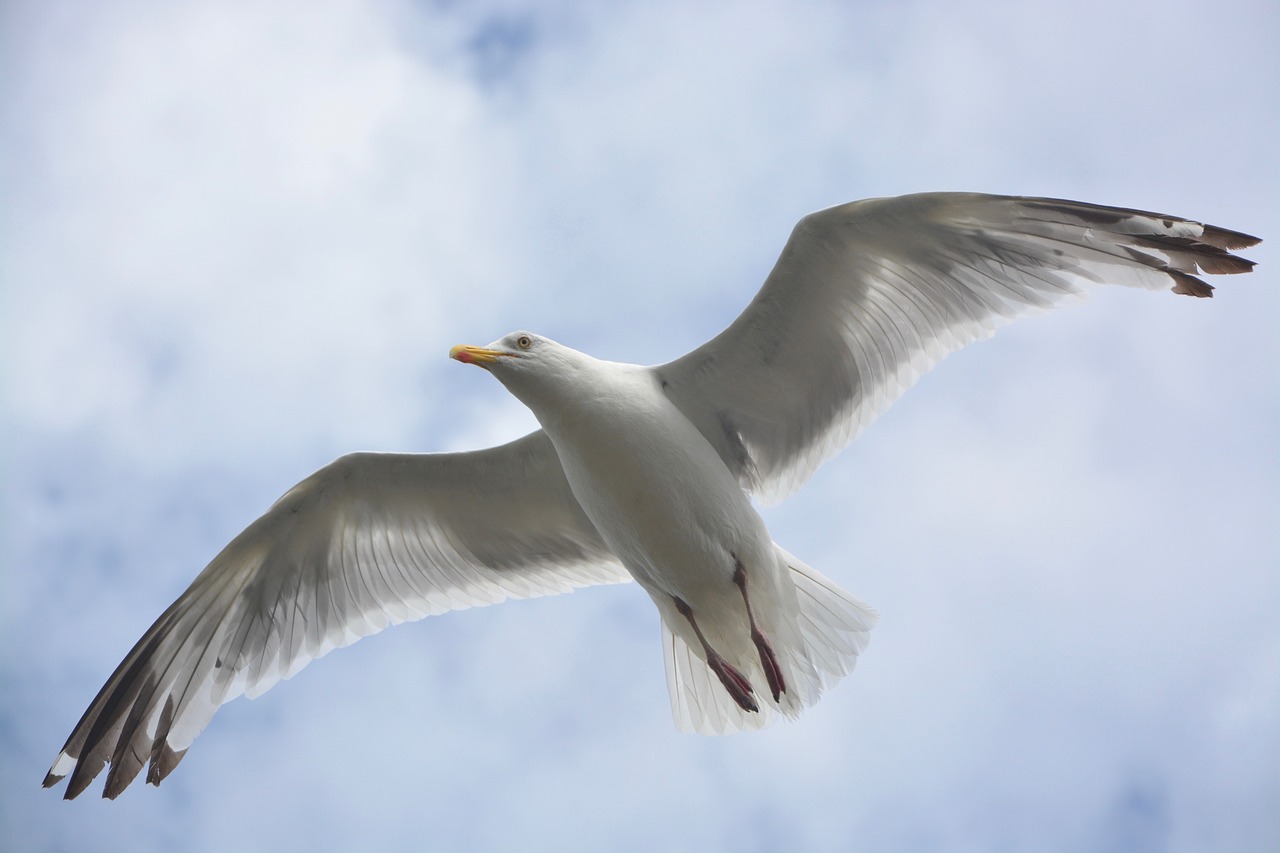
[507,352,764,602]
[44,192,1260,798]
[471,337,869,726]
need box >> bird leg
[672,596,758,713]
[733,559,786,702]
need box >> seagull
[44,192,1259,799]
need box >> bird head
[449,333,529,368]
[450,331,587,409]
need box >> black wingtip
[1202,224,1262,251]
[147,742,187,787]
[1171,271,1215,298]
[64,771,94,800]
[60,752,109,800]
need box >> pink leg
[673,596,759,713]
[733,560,786,703]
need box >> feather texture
[45,192,1258,798]
[656,193,1259,503]
[45,433,628,798]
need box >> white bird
[44,192,1259,799]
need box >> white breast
[536,363,773,602]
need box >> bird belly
[546,405,772,606]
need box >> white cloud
[3,0,1276,851]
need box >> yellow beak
[449,344,514,365]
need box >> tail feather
[787,548,877,681]
[663,546,876,734]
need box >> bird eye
[516,335,532,350]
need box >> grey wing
[654,192,1260,502]
[44,431,628,799]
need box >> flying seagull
[44,192,1259,799]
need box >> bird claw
[751,628,785,702]
[707,652,758,713]
[734,558,786,702]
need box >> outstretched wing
[45,431,628,799]
[655,193,1260,502]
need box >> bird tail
[662,546,877,734]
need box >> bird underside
[672,558,787,713]
[41,191,1259,798]
[662,546,877,735]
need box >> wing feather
[655,192,1259,502]
[45,431,627,799]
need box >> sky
[1,0,1276,851]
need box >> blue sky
[2,0,1276,851]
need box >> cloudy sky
[2,0,1276,851]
